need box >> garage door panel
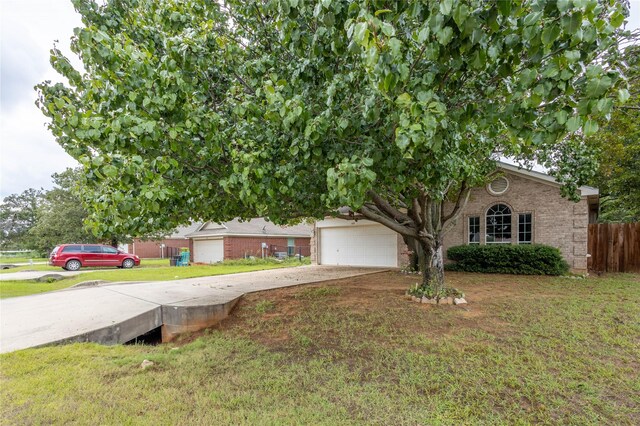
[193,239,224,263]
[320,225,397,267]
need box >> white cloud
[1,0,82,198]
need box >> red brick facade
[223,237,311,259]
[131,238,190,259]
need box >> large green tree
[0,188,43,250]
[587,43,639,222]
[28,168,99,255]
[38,0,630,295]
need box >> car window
[50,246,59,255]
[82,245,102,253]
[102,246,118,254]
[61,245,82,253]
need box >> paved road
[0,266,386,353]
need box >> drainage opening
[124,326,162,346]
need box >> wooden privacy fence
[588,223,640,273]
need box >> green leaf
[523,12,542,26]
[617,88,630,103]
[586,76,612,98]
[375,9,392,16]
[103,164,117,178]
[396,93,412,107]
[561,13,582,33]
[436,27,453,45]
[380,22,395,37]
[583,119,599,136]
[557,0,571,13]
[497,1,511,16]
[145,191,154,200]
[555,110,568,125]
[564,50,581,63]
[353,22,369,46]
[470,49,486,69]
[566,116,581,132]
[395,133,410,150]
[439,0,453,16]
[388,37,402,57]
[417,27,430,43]
[610,10,625,28]
[453,4,470,29]
[541,23,561,45]
[596,98,613,114]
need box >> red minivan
[49,244,140,271]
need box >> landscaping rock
[35,274,64,282]
[411,296,420,303]
[438,297,454,305]
[72,280,109,288]
[405,293,413,300]
[454,297,468,305]
[140,359,154,369]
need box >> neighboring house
[312,162,599,272]
[126,223,199,258]
[185,218,313,263]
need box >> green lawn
[0,258,310,298]
[1,272,638,424]
[0,257,173,274]
[0,257,48,265]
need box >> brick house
[125,223,199,259]
[311,162,599,272]
[185,218,312,264]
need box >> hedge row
[445,244,569,275]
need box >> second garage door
[193,239,224,263]
[319,225,398,267]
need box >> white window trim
[485,203,513,244]
[487,176,510,196]
[517,212,534,244]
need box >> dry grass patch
[1,272,639,425]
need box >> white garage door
[319,225,397,267]
[193,239,224,263]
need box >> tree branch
[441,182,471,232]
[367,190,414,226]
[358,204,420,238]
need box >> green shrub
[445,244,569,275]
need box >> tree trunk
[415,237,445,296]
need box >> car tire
[122,258,135,269]
[66,259,82,271]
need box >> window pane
[486,204,511,244]
[83,245,102,253]
[518,213,532,244]
[468,216,480,244]
[61,245,81,253]
[102,246,118,254]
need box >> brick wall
[442,172,590,272]
[131,238,190,258]
[223,236,311,259]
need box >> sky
[1,1,639,199]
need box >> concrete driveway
[0,265,386,353]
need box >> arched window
[486,204,512,244]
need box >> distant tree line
[0,168,99,256]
